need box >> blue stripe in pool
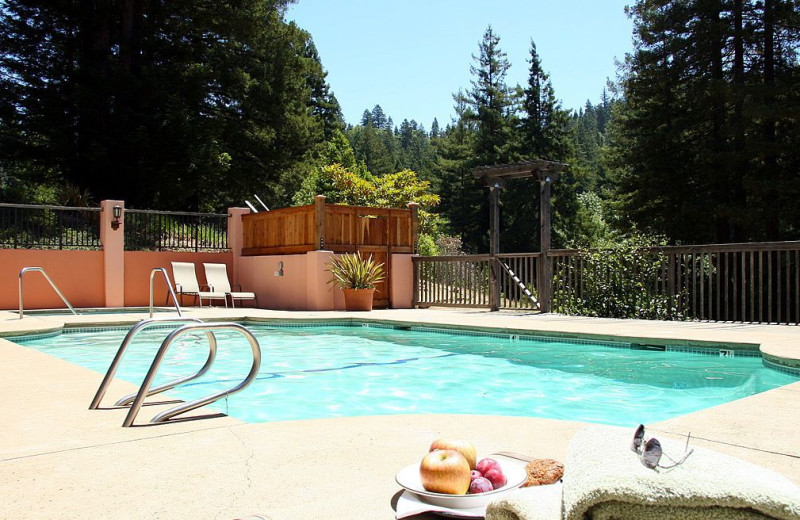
[14,323,799,427]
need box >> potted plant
[327,253,385,311]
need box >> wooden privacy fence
[414,241,800,324]
[241,196,419,308]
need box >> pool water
[17,324,798,427]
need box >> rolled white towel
[563,425,800,520]
[485,482,562,520]
[487,425,800,520]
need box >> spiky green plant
[326,253,385,290]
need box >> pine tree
[0,0,336,210]
[611,0,800,242]
[465,25,516,165]
[504,38,579,250]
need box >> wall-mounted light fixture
[111,205,122,230]
[274,261,284,277]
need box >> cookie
[520,458,564,487]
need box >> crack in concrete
[215,425,257,520]
[651,427,800,459]
[0,422,244,463]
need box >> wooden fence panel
[546,242,800,324]
[242,205,316,255]
[414,242,800,324]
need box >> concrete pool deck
[1,308,799,519]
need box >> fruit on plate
[469,476,494,494]
[484,466,507,489]
[470,469,483,481]
[419,449,471,495]
[429,439,478,470]
[476,457,499,474]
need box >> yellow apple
[419,449,471,495]
[429,438,477,470]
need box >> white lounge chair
[170,261,227,307]
[203,263,258,308]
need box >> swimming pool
[15,322,799,427]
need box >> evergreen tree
[465,25,516,165]
[371,105,388,130]
[439,26,517,252]
[432,92,478,251]
[610,0,800,243]
[504,38,579,250]
[0,1,336,210]
[304,40,344,141]
[430,118,440,139]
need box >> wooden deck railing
[241,196,418,256]
[414,241,800,324]
[413,253,542,310]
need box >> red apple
[469,476,494,494]
[476,458,499,474]
[429,439,478,470]
[484,466,507,489]
[419,449,471,495]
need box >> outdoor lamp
[111,205,122,230]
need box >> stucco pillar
[227,207,250,291]
[100,200,124,307]
[306,250,336,310]
[390,254,414,308]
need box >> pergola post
[472,160,568,313]
[538,176,552,313]
[488,181,505,311]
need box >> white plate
[395,459,527,509]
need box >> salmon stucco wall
[236,253,343,311]
[1,249,105,310]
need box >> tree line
[1,1,798,251]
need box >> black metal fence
[0,203,102,250]
[0,203,229,251]
[124,209,229,251]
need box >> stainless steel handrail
[150,267,183,318]
[18,267,77,319]
[89,317,206,410]
[123,322,261,427]
[113,328,217,407]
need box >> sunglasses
[631,424,694,469]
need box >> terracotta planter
[342,288,376,311]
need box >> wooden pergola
[472,159,569,312]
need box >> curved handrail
[113,330,217,407]
[89,317,207,410]
[123,322,261,427]
[150,267,183,318]
[18,267,77,319]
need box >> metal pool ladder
[18,266,77,319]
[149,267,183,318]
[89,317,262,427]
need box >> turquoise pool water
[15,324,798,427]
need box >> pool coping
[4,308,798,370]
[1,307,799,519]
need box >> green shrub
[553,233,686,320]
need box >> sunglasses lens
[631,424,645,452]
[641,438,662,469]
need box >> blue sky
[287,0,634,129]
